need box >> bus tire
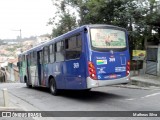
[49,78,58,95]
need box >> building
[7,58,19,81]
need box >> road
[0,83,160,120]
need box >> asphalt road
[0,83,160,120]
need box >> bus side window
[65,34,82,60]
[39,51,42,64]
[55,41,64,62]
[43,46,49,64]
[30,52,36,66]
[49,44,55,63]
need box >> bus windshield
[90,28,126,49]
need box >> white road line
[141,92,160,99]
[125,98,135,101]
[125,92,160,100]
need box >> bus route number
[109,58,115,62]
[73,63,79,69]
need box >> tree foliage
[49,0,160,50]
[50,13,77,37]
[48,0,77,37]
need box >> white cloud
[0,0,55,39]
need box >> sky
[0,0,55,39]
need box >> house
[7,58,19,82]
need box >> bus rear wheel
[49,78,58,95]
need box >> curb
[0,107,22,111]
[113,78,160,90]
[131,79,160,87]
[113,84,160,90]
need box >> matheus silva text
[133,112,158,117]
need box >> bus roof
[19,24,126,55]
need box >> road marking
[125,98,135,101]
[141,92,160,99]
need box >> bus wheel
[49,78,58,95]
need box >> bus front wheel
[49,78,58,95]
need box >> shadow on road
[59,90,126,101]
[24,86,126,102]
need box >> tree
[50,13,77,37]
[48,0,77,37]
[49,0,160,49]
[145,0,160,45]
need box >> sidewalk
[130,74,160,87]
[0,88,22,111]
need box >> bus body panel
[91,50,129,80]
[26,55,32,85]
[43,62,66,89]
[64,58,86,89]
[86,50,130,88]
[54,62,66,89]
[41,63,46,86]
[22,62,27,77]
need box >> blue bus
[18,24,130,95]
